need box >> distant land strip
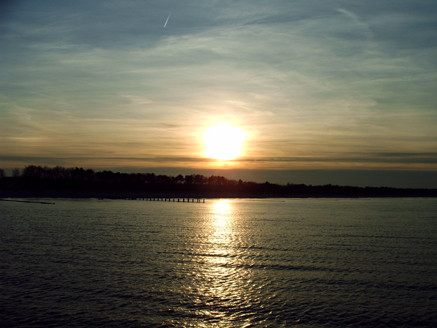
[0,198,55,205]
[1,165,436,198]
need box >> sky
[1,0,436,188]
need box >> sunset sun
[203,124,246,160]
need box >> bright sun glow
[203,124,246,160]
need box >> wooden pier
[125,197,205,203]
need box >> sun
[203,124,246,160]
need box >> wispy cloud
[1,0,436,181]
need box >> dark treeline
[1,165,436,198]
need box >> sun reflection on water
[211,200,233,239]
[180,199,261,326]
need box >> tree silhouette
[2,164,436,198]
[184,175,194,185]
[174,174,184,184]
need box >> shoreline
[0,198,55,204]
[2,191,436,200]
[2,175,437,199]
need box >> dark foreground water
[1,198,436,327]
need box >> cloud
[1,0,436,177]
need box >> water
[1,198,436,327]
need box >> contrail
[163,12,171,28]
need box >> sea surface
[1,198,436,327]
